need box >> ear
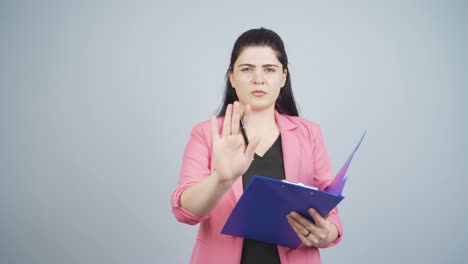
[229,69,236,89]
[281,69,288,88]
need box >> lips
[251,90,267,96]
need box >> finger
[286,214,309,236]
[231,101,240,135]
[222,104,232,137]
[289,211,319,234]
[210,115,220,143]
[288,214,323,246]
[244,136,261,159]
[308,208,327,227]
[287,215,314,247]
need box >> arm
[170,121,220,225]
[171,103,260,224]
[180,170,233,217]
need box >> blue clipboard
[220,131,366,248]
[220,176,344,248]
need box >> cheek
[233,76,250,89]
[238,74,252,83]
[267,75,285,87]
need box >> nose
[252,69,265,85]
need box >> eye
[265,67,276,73]
[240,67,252,72]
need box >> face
[229,46,287,113]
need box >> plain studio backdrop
[1,1,467,263]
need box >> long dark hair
[217,27,299,117]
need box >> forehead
[235,46,281,65]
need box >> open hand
[210,102,261,186]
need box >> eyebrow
[238,63,280,68]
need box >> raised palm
[210,102,260,185]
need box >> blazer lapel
[275,112,301,183]
[231,112,301,202]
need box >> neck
[245,107,278,133]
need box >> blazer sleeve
[311,125,343,248]
[171,122,213,225]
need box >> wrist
[212,171,235,190]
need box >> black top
[241,135,285,264]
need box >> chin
[248,102,276,112]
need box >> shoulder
[286,115,320,129]
[192,119,211,131]
[278,114,330,162]
[277,113,323,139]
[192,116,223,131]
[190,117,224,139]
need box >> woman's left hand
[286,208,338,248]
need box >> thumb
[244,136,261,160]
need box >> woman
[171,28,342,264]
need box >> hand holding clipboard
[221,131,366,248]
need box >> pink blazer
[171,111,342,264]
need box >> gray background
[1,1,467,263]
